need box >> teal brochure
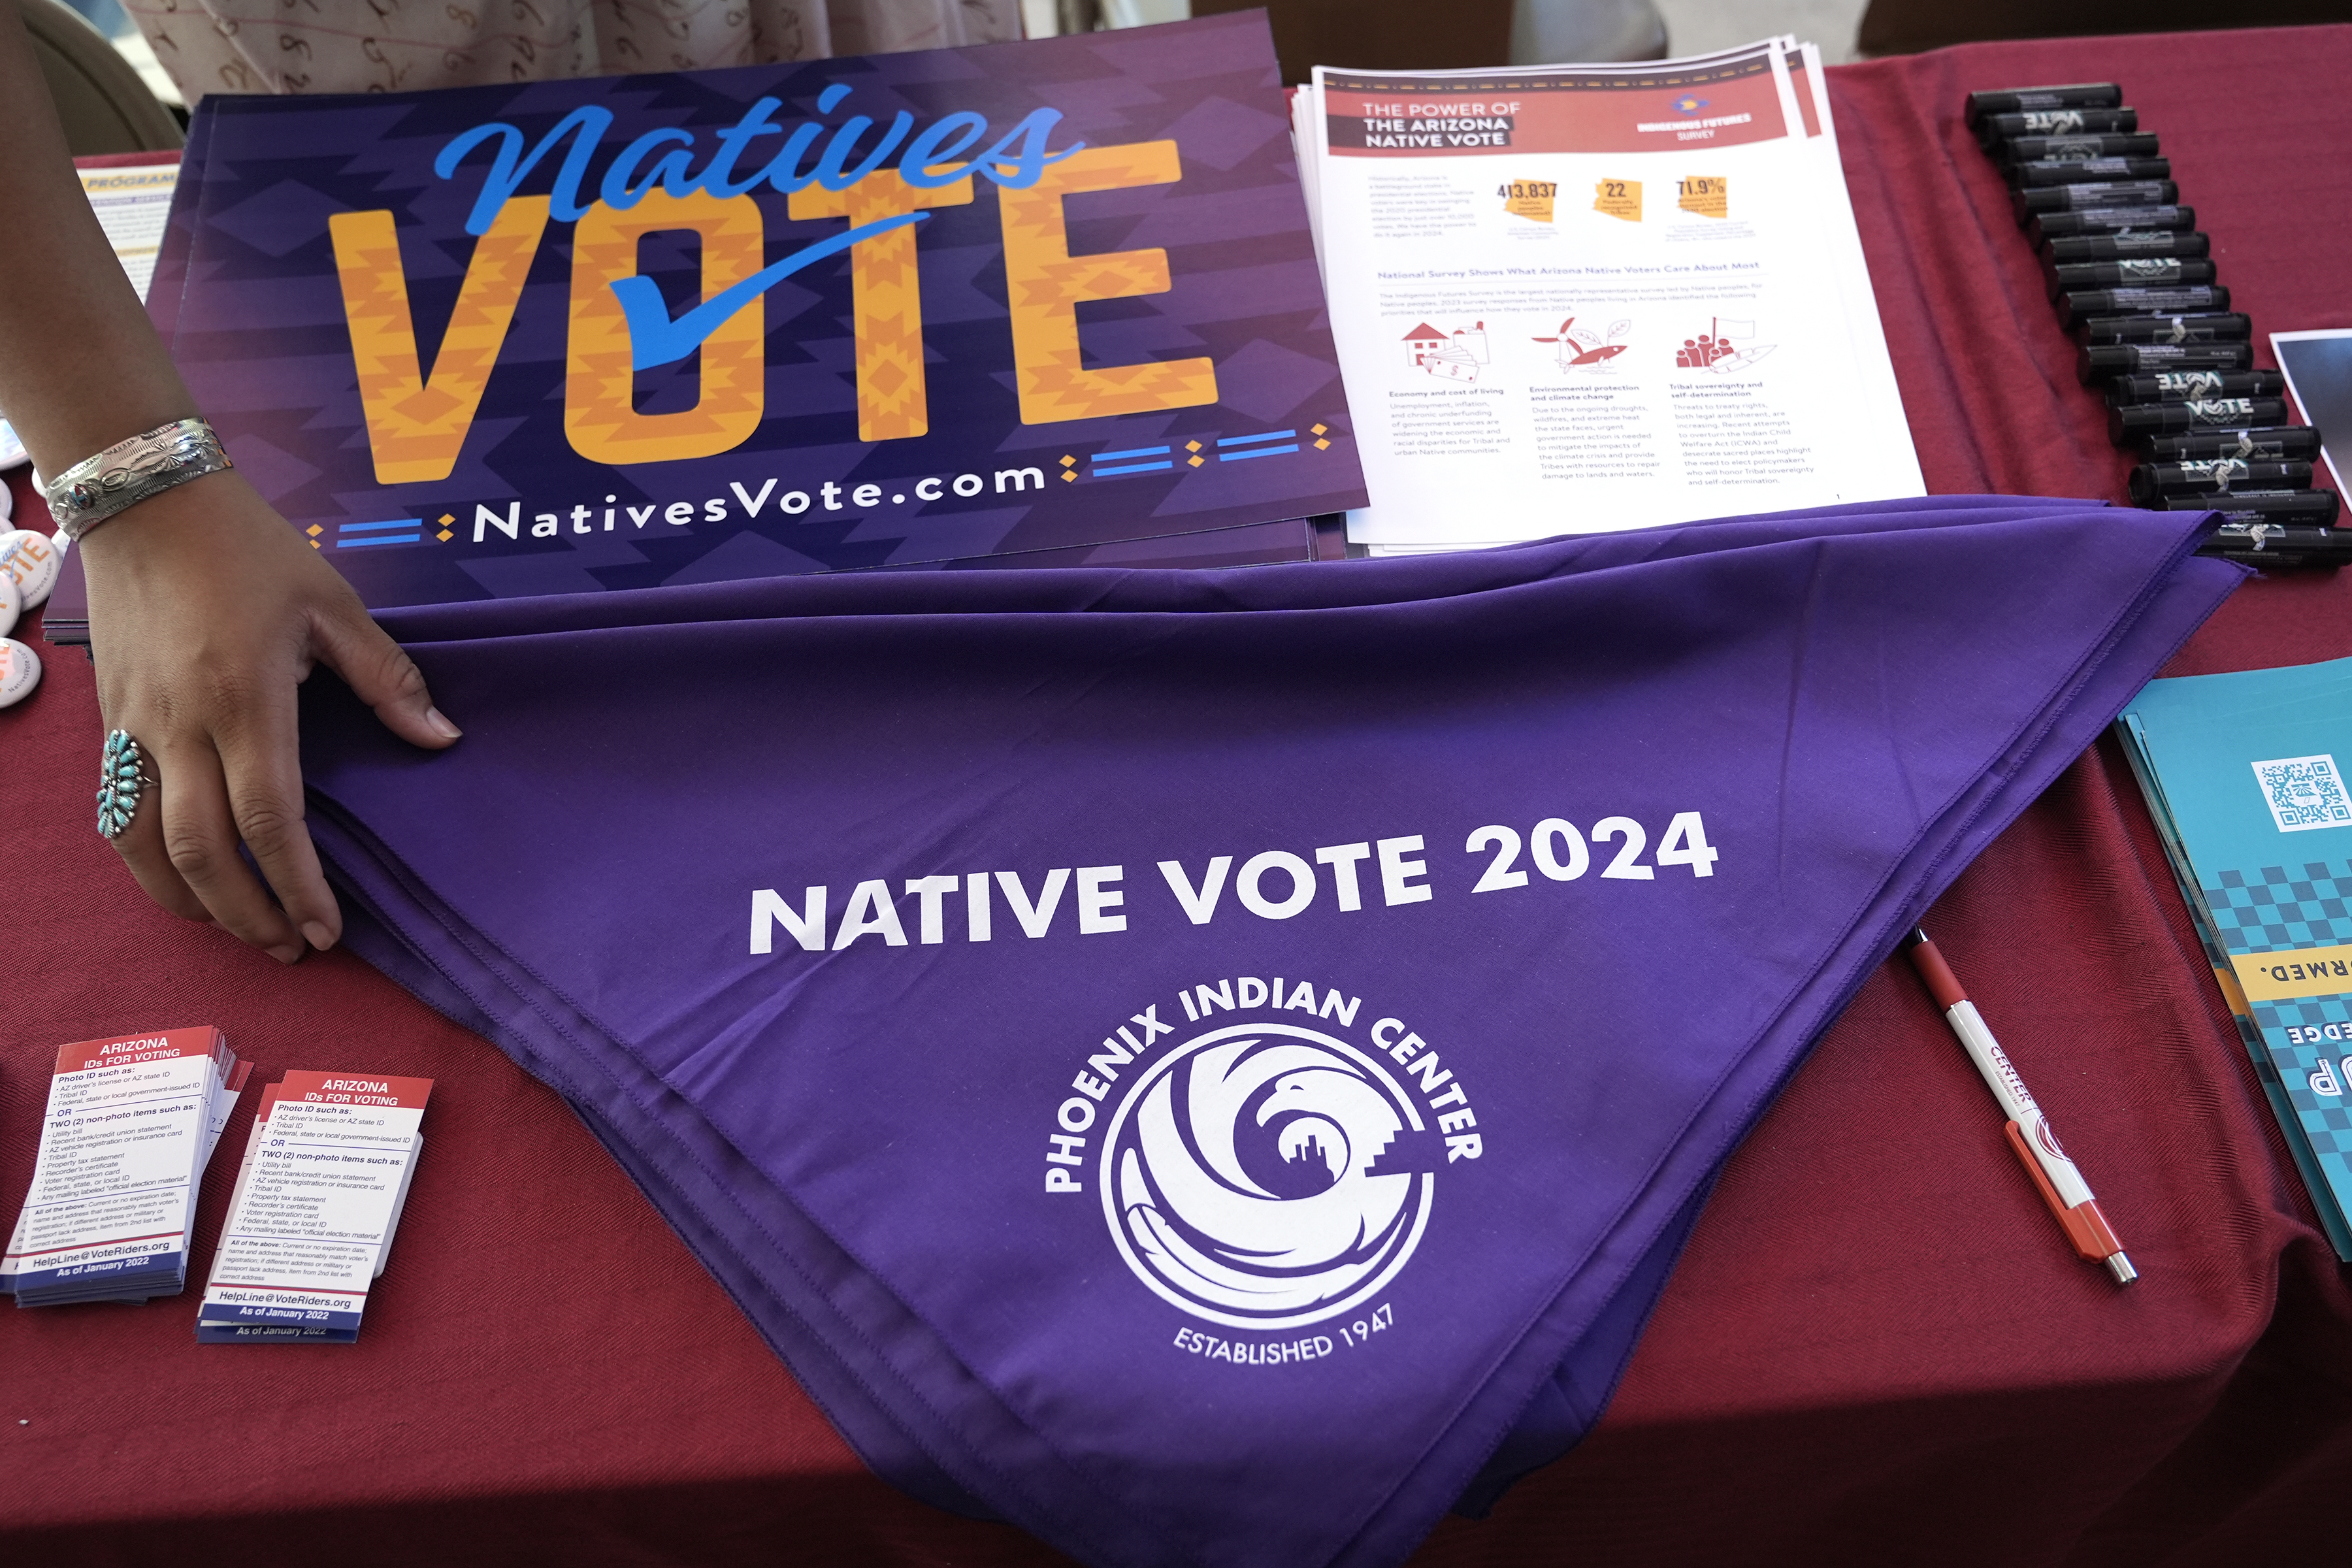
[2121,655,2352,1257]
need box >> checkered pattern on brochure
[2204,862,2352,1171]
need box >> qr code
[2251,754,2352,832]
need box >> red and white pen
[1904,928,2137,1284]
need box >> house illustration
[1405,321,1493,382]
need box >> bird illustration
[1117,1038,1418,1315]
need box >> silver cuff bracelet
[42,417,235,542]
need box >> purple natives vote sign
[297,497,2237,1568]
[151,14,1360,605]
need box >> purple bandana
[299,497,2236,1568]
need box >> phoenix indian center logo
[1105,1024,1433,1331]
[1045,975,1486,1334]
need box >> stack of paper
[195,1071,430,1343]
[2118,658,2352,1261]
[1292,37,1923,553]
[2,1028,250,1305]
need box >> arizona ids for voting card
[2,1028,250,1306]
[1307,39,1921,551]
[197,1071,429,1343]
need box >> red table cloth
[5,23,2352,1567]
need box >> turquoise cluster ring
[95,728,157,841]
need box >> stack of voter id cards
[195,1071,429,1343]
[1,1028,251,1305]
[2118,657,2352,1259]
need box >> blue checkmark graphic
[610,212,930,372]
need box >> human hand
[78,472,460,962]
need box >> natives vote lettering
[333,90,1226,480]
[126,17,1364,612]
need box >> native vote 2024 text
[747,811,1718,954]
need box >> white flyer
[215,1081,421,1282]
[1,1048,246,1296]
[197,1070,432,1343]
[1,1027,244,1303]
[1309,43,1923,551]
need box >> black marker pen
[2130,460,2313,502]
[2110,397,2290,443]
[2049,257,2217,297]
[2078,312,2249,346]
[2166,490,2342,527]
[1966,84,2123,125]
[2081,342,2253,381]
[2196,522,2352,567]
[2060,284,2230,327]
[1976,107,2138,146]
[2000,133,2161,166]
[2141,426,2321,462]
[2032,205,2194,241]
[2046,231,2208,263]
[2015,181,2178,221]
[2010,157,2170,189]
[2107,369,2286,406]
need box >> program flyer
[1305,41,1921,551]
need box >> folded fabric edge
[1322,528,2244,1566]
[309,806,1186,1567]
[370,497,2124,645]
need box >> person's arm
[0,0,460,963]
